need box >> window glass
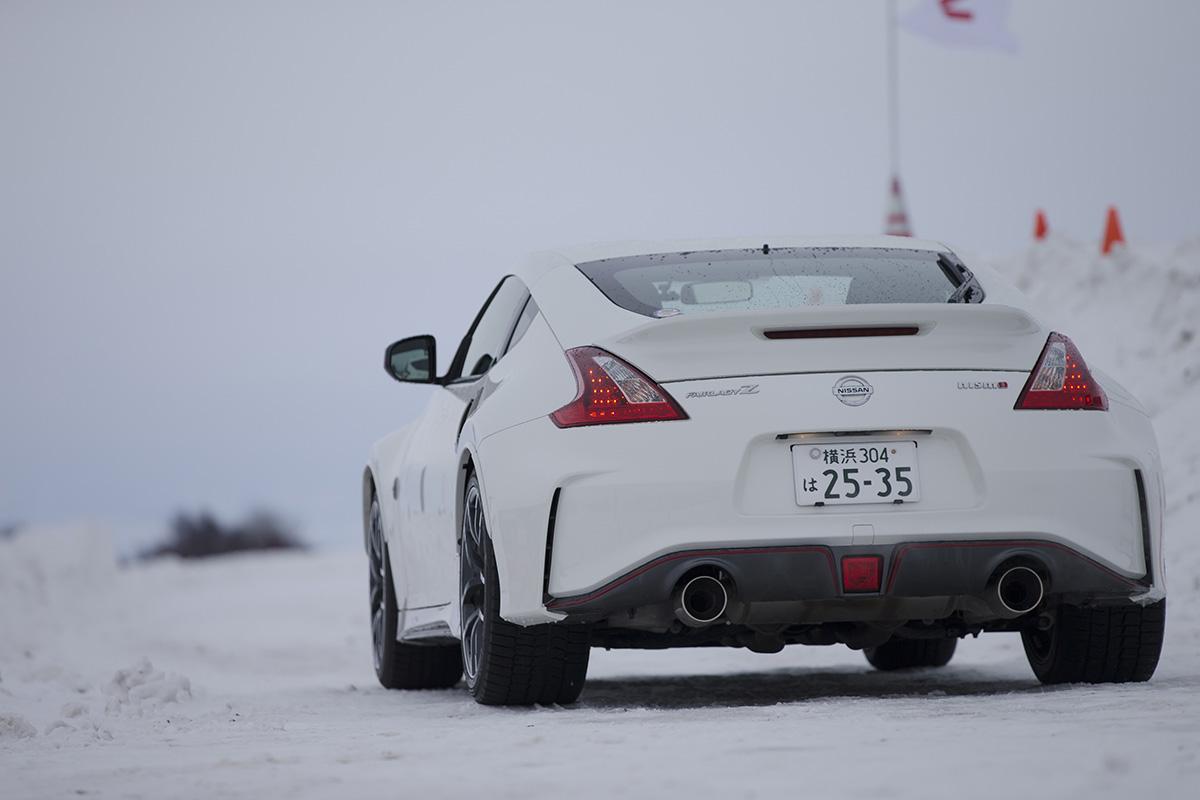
[576,248,975,317]
[504,297,539,355]
[459,277,528,378]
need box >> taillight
[550,346,688,427]
[1014,332,1108,411]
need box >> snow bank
[104,658,192,714]
[0,713,38,740]
[0,523,116,658]
[0,527,196,747]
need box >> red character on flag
[901,0,1017,52]
[940,0,973,21]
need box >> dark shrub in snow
[141,511,305,559]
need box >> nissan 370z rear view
[362,236,1166,705]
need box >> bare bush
[140,510,305,560]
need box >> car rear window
[575,247,979,317]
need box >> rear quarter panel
[464,311,576,623]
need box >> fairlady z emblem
[684,384,760,399]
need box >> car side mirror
[384,335,437,384]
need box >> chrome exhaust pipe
[989,565,1045,618]
[672,574,729,627]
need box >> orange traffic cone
[1101,206,1125,254]
[884,176,913,237]
[1034,210,1048,241]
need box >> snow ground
[3,239,1199,799]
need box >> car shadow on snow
[578,665,1056,710]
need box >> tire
[368,494,463,690]
[865,637,957,671]
[459,474,590,705]
[1021,600,1165,685]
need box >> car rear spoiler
[598,303,1047,383]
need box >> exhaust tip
[673,574,729,627]
[994,565,1045,616]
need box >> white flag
[899,0,1018,52]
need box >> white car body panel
[482,371,1162,624]
[391,388,466,608]
[364,236,1166,639]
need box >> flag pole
[884,0,912,236]
[887,0,900,177]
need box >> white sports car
[362,236,1166,705]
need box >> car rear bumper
[544,538,1151,624]
[475,370,1166,626]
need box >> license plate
[791,441,921,506]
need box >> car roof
[516,235,952,287]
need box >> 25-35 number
[821,466,914,500]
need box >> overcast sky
[2,1,1198,549]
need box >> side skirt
[398,603,457,644]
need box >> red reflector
[842,556,883,593]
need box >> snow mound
[0,712,38,740]
[60,701,88,718]
[104,658,191,714]
[38,715,115,743]
[0,524,117,659]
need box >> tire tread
[1022,600,1165,684]
[379,641,463,690]
[469,501,590,706]
[865,637,957,671]
[375,528,463,691]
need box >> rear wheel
[1021,601,1165,684]
[459,474,590,705]
[368,495,462,690]
[865,637,957,671]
